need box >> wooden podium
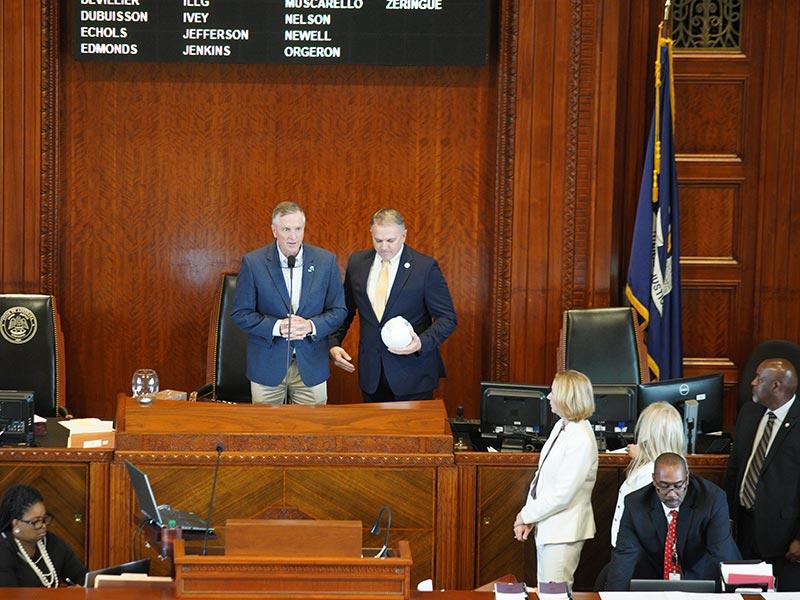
[172,537,413,599]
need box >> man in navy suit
[231,201,346,405]
[328,208,456,402]
[606,452,740,590]
[726,358,800,590]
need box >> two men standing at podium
[329,208,457,402]
[232,201,346,405]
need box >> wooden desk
[109,397,454,587]
[0,589,768,600]
[454,450,729,590]
[0,402,732,592]
[0,443,113,569]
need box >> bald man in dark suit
[726,358,800,590]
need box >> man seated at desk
[606,452,740,590]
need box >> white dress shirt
[611,461,654,547]
[271,246,315,337]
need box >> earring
[13,528,19,534]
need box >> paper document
[59,418,114,432]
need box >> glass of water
[131,369,159,405]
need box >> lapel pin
[404,262,410,269]
[785,422,790,428]
[308,265,315,273]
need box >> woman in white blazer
[609,401,686,546]
[513,370,598,590]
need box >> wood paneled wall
[1,0,799,422]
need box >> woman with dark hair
[0,484,86,587]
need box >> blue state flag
[625,28,682,381]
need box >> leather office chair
[196,273,251,403]
[0,294,66,417]
[737,338,800,410]
[559,307,649,384]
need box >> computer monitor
[637,373,724,434]
[590,384,638,432]
[479,382,551,437]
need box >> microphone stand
[201,443,224,556]
[369,506,393,558]
[284,254,296,405]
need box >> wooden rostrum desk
[0,399,729,591]
[109,396,455,588]
[454,449,729,590]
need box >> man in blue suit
[606,452,740,590]
[231,201,346,405]
[328,208,456,402]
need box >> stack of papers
[721,561,775,592]
[494,581,526,600]
[538,581,569,599]
[59,418,115,449]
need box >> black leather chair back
[737,339,800,409]
[0,294,64,417]
[205,273,250,403]
[561,307,646,384]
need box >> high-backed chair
[559,307,649,384]
[0,294,66,416]
[196,273,251,403]
[737,338,800,410]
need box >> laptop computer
[84,558,150,588]
[125,460,213,534]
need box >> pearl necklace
[14,537,58,588]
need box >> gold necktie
[373,259,390,321]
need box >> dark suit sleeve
[0,537,20,586]
[49,534,87,586]
[328,256,357,348]
[230,255,280,342]
[417,260,457,355]
[724,424,742,518]
[702,487,742,579]
[605,502,643,591]
[307,253,347,339]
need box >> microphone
[201,442,224,556]
[370,506,392,558]
[284,254,296,405]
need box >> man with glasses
[606,452,740,590]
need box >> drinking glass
[131,369,159,405]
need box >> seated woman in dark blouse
[0,484,86,587]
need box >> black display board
[73,0,490,65]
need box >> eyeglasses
[654,478,688,492]
[18,514,53,530]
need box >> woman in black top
[0,484,86,587]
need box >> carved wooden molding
[561,0,584,311]
[490,0,518,381]
[0,448,113,462]
[114,451,453,467]
[40,0,59,295]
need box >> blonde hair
[628,402,686,475]
[551,370,595,421]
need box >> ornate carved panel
[675,79,746,157]
[681,284,737,357]
[680,183,740,260]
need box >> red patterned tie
[663,510,680,580]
